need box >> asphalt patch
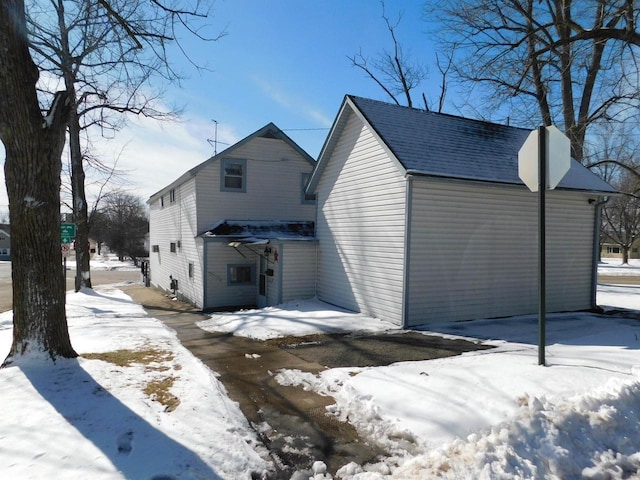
[265,331,492,368]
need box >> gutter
[591,196,610,311]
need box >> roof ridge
[346,94,532,133]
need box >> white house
[148,123,317,310]
[0,226,10,261]
[306,95,617,327]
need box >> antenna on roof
[207,120,219,155]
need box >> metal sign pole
[538,126,546,366]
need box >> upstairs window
[221,159,247,192]
[169,188,176,203]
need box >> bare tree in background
[92,191,148,264]
[26,0,222,292]
[431,0,640,163]
[0,0,218,366]
[349,2,431,109]
[603,172,640,264]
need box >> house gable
[313,103,407,325]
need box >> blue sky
[179,0,439,156]
[1,0,445,214]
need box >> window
[170,242,177,253]
[152,245,159,253]
[301,172,316,204]
[160,196,165,208]
[227,264,254,286]
[188,262,194,278]
[0,248,8,256]
[607,246,620,254]
[221,158,246,192]
[169,188,176,203]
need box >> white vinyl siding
[315,111,406,325]
[280,243,317,303]
[149,179,204,307]
[150,130,316,311]
[195,137,316,233]
[204,241,257,309]
[406,178,595,325]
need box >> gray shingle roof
[348,95,616,193]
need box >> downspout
[591,196,609,311]
[402,174,414,328]
[203,237,209,310]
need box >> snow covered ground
[598,257,640,276]
[0,263,639,478]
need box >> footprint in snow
[117,430,134,455]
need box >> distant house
[148,123,317,310]
[306,95,617,326]
[0,225,10,261]
[600,238,640,261]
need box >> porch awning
[228,237,270,248]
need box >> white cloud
[0,113,240,218]
[252,76,333,127]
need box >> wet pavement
[121,285,490,478]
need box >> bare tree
[432,0,640,163]
[1,0,218,366]
[603,172,640,264]
[0,1,76,364]
[349,2,429,109]
[26,0,222,292]
[92,191,148,264]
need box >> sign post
[537,127,547,366]
[518,126,570,366]
[61,223,76,285]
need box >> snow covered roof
[199,220,315,241]
[310,95,616,194]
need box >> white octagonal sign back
[518,125,571,192]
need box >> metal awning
[228,237,270,248]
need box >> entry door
[257,255,267,308]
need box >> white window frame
[227,264,255,286]
[221,158,247,192]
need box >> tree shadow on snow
[17,358,222,479]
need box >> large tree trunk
[69,112,92,292]
[0,0,77,365]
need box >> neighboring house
[148,123,317,310]
[0,225,10,261]
[600,238,640,260]
[307,95,617,327]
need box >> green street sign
[61,223,76,244]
